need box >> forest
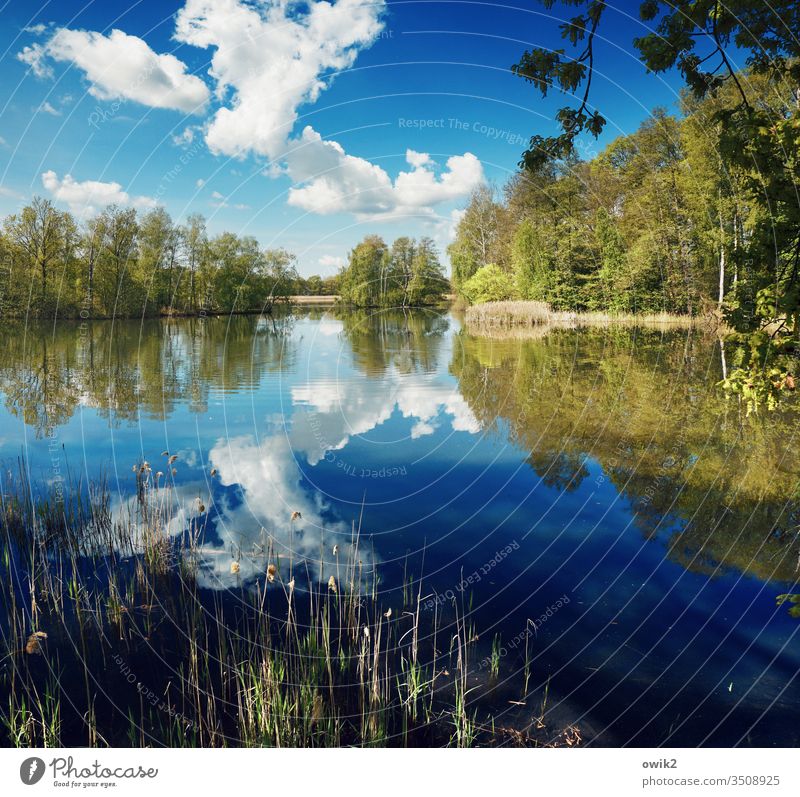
[336,234,448,307]
[449,76,793,319]
[0,204,338,318]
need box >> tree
[512,218,549,301]
[138,208,179,313]
[407,237,447,305]
[387,236,415,306]
[461,264,514,304]
[339,235,387,306]
[180,213,207,313]
[512,0,800,409]
[304,275,323,295]
[95,206,139,316]
[4,197,73,314]
[448,185,503,289]
[594,208,630,312]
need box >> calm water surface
[2,308,799,745]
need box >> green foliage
[0,202,299,318]
[594,208,631,312]
[512,0,800,410]
[462,264,514,304]
[448,185,505,290]
[777,594,800,619]
[338,235,446,307]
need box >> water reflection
[2,312,798,588]
[452,327,800,583]
[3,310,800,745]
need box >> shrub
[462,264,515,304]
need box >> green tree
[407,237,446,305]
[448,185,503,289]
[339,235,387,306]
[462,264,514,304]
[4,197,74,315]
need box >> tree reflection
[0,313,296,435]
[451,327,800,582]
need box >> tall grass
[465,300,704,335]
[0,465,578,748]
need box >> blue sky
[0,1,721,276]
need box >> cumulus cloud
[170,0,481,218]
[41,170,157,217]
[174,0,385,159]
[19,28,209,113]
[19,1,482,222]
[286,128,484,220]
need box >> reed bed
[465,301,702,333]
[0,464,578,748]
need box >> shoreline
[464,301,721,336]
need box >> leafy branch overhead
[512,0,800,170]
[511,0,606,170]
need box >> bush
[462,264,515,304]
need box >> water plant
[0,464,578,748]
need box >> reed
[465,300,703,334]
[0,467,580,748]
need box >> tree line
[337,234,448,307]
[501,0,800,413]
[450,75,790,318]
[0,201,339,319]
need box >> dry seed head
[210,468,217,477]
[172,468,177,476]
[328,575,337,594]
[267,563,277,583]
[291,510,301,521]
[168,454,178,465]
[384,608,392,619]
[161,450,169,457]
[332,544,339,556]
[25,631,47,655]
[230,561,240,574]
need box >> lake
[1,308,799,746]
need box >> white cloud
[195,178,205,188]
[18,2,482,223]
[286,127,484,220]
[406,150,432,169]
[41,170,157,217]
[209,189,249,210]
[318,254,344,270]
[20,28,209,113]
[17,43,52,78]
[174,0,385,159]
[0,186,24,200]
[38,100,61,116]
[172,125,201,146]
